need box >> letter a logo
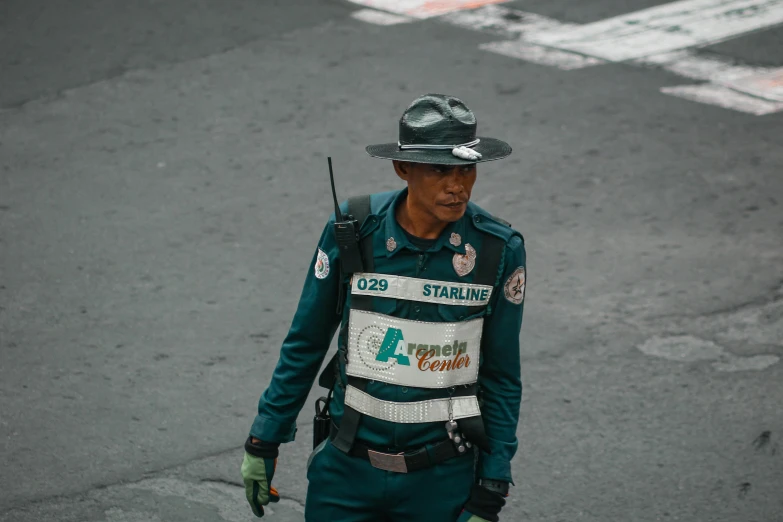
[375,328,410,366]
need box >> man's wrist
[244,436,280,459]
[478,479,509,496]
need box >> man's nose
[444,169,464,193]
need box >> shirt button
[414,305,421,313]
[474,215,481,223]
[401,387,408,393]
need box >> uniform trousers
[305,439,475,522]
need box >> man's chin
[436,204,467,223]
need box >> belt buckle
[367,449,408,473]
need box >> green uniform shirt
[250,189,526,483]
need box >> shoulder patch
[504,267,526,305]
[314,248,330,279]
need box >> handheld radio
[328,157,364,274]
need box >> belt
[328,422,465,473]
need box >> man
[241,94,526,522]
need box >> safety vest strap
[467,233,505,315]
[344,384,480,423]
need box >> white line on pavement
[723,69,783,101]
[443,5,604,70]
[661,83,783,114]
[351,8,413,25]
[526,0,783,62]
[346,0,509,19]
[638,50,772,82]
[439,4,576,35]
[480,40,604,70]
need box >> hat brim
[365,137,512,165]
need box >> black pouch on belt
[313,390,332,449]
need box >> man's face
[394,161,477,223]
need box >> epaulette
[468,204,524,245]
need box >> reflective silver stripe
[351,273,492,306]
[398,138,481,150]
[347,310,481,388]
[344,385,481,423]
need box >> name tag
[351,272,492,306]
[346,310,482,389]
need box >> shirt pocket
[437,303,486,323]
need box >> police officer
[241,94,526,522]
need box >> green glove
[241,438,280,517]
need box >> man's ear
[393,160,410,181]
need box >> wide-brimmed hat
[366,93,512,165]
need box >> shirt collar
[384,188,468,257]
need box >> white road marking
[639,50,772,82]
[480,40,604,70]
[440,4,576,35]
[351,8,413,25]
[346,0,509,19]
[637,335,780,372]
[661,84,783,114]
[526,0,783,62]
[443,5,604,69]
[723,69,783,101]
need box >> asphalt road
[1,1,782,521]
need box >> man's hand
[241,437,281,517]
[456,484,507,522]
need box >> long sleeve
[249,218,342,443]
[477,234,526,483]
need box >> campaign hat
[366,93,512,165]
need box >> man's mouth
[442,201,465,208]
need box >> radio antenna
[328,157,344,221]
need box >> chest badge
[452,243,476,277]
[449,233,462,247]
[386,237,397,252]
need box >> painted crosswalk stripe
[638,51,772,82]
[443,5,604,70]
[346,0,509,19]
[723,69,783,102]
[351,8,413,25]
[439,4,576,35]
[526,0,783,62]
[661,84,783,115]
[480,40,604,70]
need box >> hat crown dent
[398,94,477,146]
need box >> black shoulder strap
[329,195,375,452]
[319,194,373,390]
[466,233,505,317]
[458,226,507,454]
[347,194,372,228]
